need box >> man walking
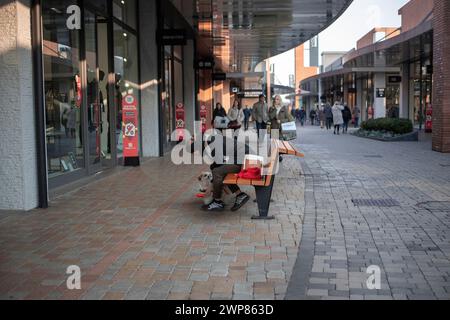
[324,103,333,130]
[243,105,252,131]
[252,94,269,135]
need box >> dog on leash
[198,172,214,205]
[197,171,231,205]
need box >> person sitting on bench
[192,133,253,212]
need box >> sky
[271,0,410,86]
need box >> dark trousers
[354,117,359,128]
[256,122,267,140]
[244,119,249,131]
[334,124,341,134]
[326,118,333,130]
[212,164,241,199]
[256,121,267,131]
[343,121,349,132]
[310,117,315,126]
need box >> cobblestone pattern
[0,155,305,300]
[286,127,450,300]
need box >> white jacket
[228,107,245,125]
[332,104,344,125]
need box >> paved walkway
[0,146,305,300]
[1,126,449,300]
[286,126,450,300]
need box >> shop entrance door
[84,9,113,173]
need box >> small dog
[198,172,214,205]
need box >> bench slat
[223,174,238,185]
[283,141,297,155]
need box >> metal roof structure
[175,0,354,72]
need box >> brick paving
[286,126,450,300]
[1,126,450,300]
[0,153,304,300]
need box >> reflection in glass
[113,0,137,29]
[42,0,83,178]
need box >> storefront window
[113,0,137,29]
[43,0,83,178]
[410,57,433,127]
[114,23,140,159]
[386,74,400,119]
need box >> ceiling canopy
[184,0,353,72]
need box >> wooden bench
[224,139,304,219]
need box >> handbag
[237,167,262,180]
[228,120,241,129]
[214,116,230,129]
[281,121,297,141]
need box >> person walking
[227,99,245,129]
[252,94,269,135]
[324,103,333,130]
[269,95,294,132]
[299,108,306,126]
[309,108,316,126]
[332,102,344,135]
[342,104,352,134]
[243,105,252,131]
[212,102,227,128]
[319,104,325,129]
[353,105,361,128]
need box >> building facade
[1,0,356,210]
[301,0,443,136]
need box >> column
[356,77,363,121]
[432,0,450,153]
[139,0,160,157]
[0,0,38,210]
[373,73,386,118]
[183,40,195,134]
[400,63,410,119]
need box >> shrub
[360,118,413,135]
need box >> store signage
[175,103,185,141]
[388,76,402,83]
[122,94,139,159]
[243,90,263,98]
[376,88,386,98]
[197,59,215,70]
[425,104,432,133]
[159,29,187,45]
[200,105,208,133]
[212,73,227,81]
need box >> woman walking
[332,102,344,135]
[212,102,227,128]
[269,95,294,134]
[227,99,245,129]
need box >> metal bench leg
[252,176,275,220]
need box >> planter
[352,129,419,142]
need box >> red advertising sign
[200,105,207,133]
[175,102,185,141]
[122,94,139,158]
[425,104,432,133]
